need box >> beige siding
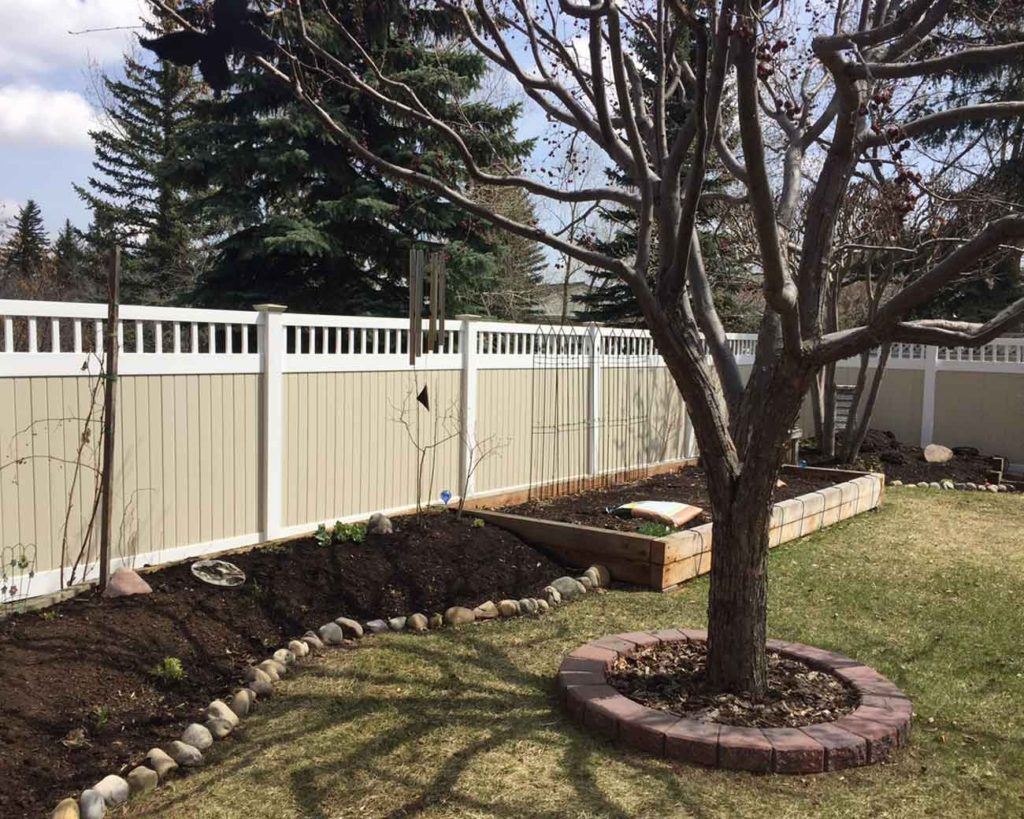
[798,366,924,445]
[934,372,1024,463]
[281,370,461,527]
[601,366,687,472]
[474,369,543,493]
[0,374,260,577]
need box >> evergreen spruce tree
[1,200,49,287]
[52,220,98,300]
[175,1,529,315]
[76,17,207,305]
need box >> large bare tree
[152,0,1024,695]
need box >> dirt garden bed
[501,466,837,533]
[560,630,912,773]
[804,429,1004,485]
[0,513,565,819]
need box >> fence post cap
[253,304,288,313]
[455,314,480,321]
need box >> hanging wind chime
[408,243,447,367]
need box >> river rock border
[559,630,912,774]
[889,479,1015,493]
[49,564,608,818]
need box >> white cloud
[0,86,97,149]
[0,0,146,76]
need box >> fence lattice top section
[1,299,1021,378]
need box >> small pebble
[272,648,296,666]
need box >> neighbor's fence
[2,298,1022,603]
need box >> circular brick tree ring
[558,629,912,773]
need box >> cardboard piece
[615,501,703,527]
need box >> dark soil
[607,641,858,728]
[804,428,1000,485]
[0,512,564,819]
[501,466,838,533]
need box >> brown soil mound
[607,640,858,728]
[501,466,837,532]
[0,512,563,818]
[805,429,998,484]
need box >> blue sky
[0,0,145,236]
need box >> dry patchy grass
[129,491,1024,818]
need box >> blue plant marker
[440,490,452,506]
[799,459,808,468]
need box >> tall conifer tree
[1,200,49,287]
[77,15,207,305]
[175,1,529,315]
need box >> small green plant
[150,657,186,684]
[636,522,675,537]
[90,705,110,731]
[332,521,366,544]
[315,521,367,546]
[471,517,485,528]
[41,609,58,621]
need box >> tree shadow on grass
[140,630,715,818]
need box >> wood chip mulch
[606,640,859,728]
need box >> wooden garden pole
[98,246,121,592]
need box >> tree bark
[844,342,892,462]
[705,366,807,696]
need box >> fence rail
[1,298,1021,604]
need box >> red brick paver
[557,631,911,774]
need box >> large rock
[255,660,282,681]
[181,722,213,751]
[367,512,393,534]
[92,775,129,806]
[145,747,178,780]
[497,599,520,617]
[473,601,499,620]
[584,565,611,587]
[550,576,586,601]
[407,613,429,632]
[205,717,234,739]
[101,567,152,598]
[229,688,256,718]
[388,616,407,632]
[318,622,345,645]
[78,790,105,819]
[302,631,325,651]
[518,598,538,615]
[924,443,954,464]
[166,740,203,767]
[207,699,240,728]
[444,606,475,625]
[51,797,80,818]
[334,617,364,638]
[126,765,159,795]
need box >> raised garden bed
[468,465,884,590]
[559,629,912,773]
[0,512,565,819]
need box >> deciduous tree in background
[150,0,1024,696]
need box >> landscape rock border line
[559,630,912,774]
[48,565,608,818]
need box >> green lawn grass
[130,491,1024,818]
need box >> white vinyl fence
[1,297,1022,604]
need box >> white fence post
[587,323,602,475]
[256,304,287,541]
[920,344,938,447]
[458,315,479,498]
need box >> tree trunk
[844,342,892,462]
[705,478,775,695]
[705,371,806,696]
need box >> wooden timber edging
[469,467,886,591]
